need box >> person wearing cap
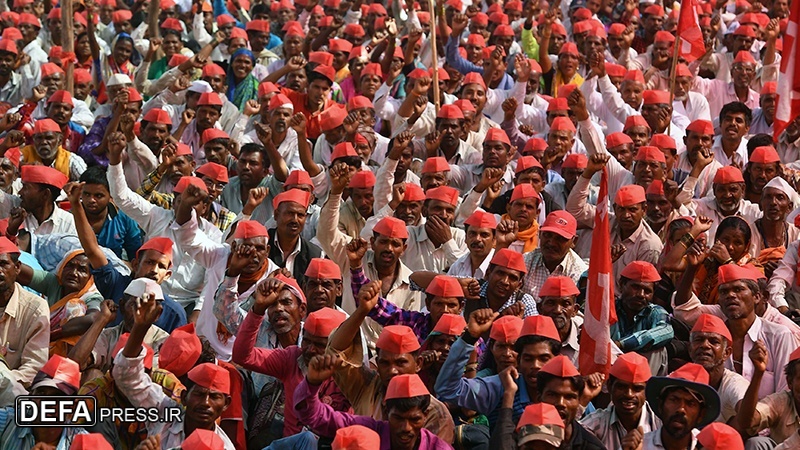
[535,275,592,367]
[449,128,517,197]
[670,63,713,124]
[672,119,724,200]
[232,276,350,438]
[241,92,303,172]
[691,51,762,119]
[744,145,783,205]
[475,314,524,379]
[630,30,675,91]
[0,37,31,107]
[327,283,456,443]
[642,363,722,450]
[113,295,236,449]
[709,102,753,168]
[493,399,567,450]
[267,188,322,284]
[21,117,87,182]
[447,15,516,91]
[14,164,76,236]
[750,177,800,271]
[36,89,86,155]
[537,14,583,97]
[220,141,289,225]
[644,180,684,242]
[177,92,225,161]
[447,210,498,279]
[392,69,456,141]
[580,353,660,449]
[697,423,746,450]
[409,104,482,166]
[750,82,777,136]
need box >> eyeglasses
[732,65,756,75]
[203,181,227,191]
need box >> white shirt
[642,428,697,450]
[711,135,749,167]
[718,369,749,422]
[673,92,712,123]
[448,249,495,279]
[401,224,468,273]
[686,196,762,244]
[25,205,76,236]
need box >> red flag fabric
[579,168,617,376]
[775,0,800,141]
[676,0,705,62]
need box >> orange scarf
[50,250,96,357]
[216,257,270,344]
[693,256,762,305]
[502,214,539,253]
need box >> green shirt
[29,269,102,311]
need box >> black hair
[239,143,270,169]
[161,29,182,39]
[385,394,431,414]
[251,3,270,15]
[198,104,223,113]
[79,165,109,190]
[536,370,585,395]
[747,133,775,156]
[719,101,753,127]
[786,358,800,383]
[331,155,362,168]
[308,71,334,88]
[514,335,562,356]
[206,137,230,147]
[140,119,173,134]
[45,185,61,203]
[715,216,751,246]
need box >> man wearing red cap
[743,146,783,205]
[671,63,713,124]
[221,142,289,225]
[450,128,516,197]
[751,82,777,136]
[177,92,226,162]
[447,14,516,91]
[447,210,498,279]
[14,164,76,236]
[409,104,482,166]
[21,117,87,182]
[535,275,597,367]
[267,189,322,284]
[240,93,304,173]
[692,52,762,119]
[114,295,236,449]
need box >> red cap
[168,54,190,68]
[490,248,528,274]
[467,33,486,47]
[347,95,374,111]
[216,13,235,25]
[21,165,67,189]
[246,19,270,33]
[376,325,420,354]
[182,429,226,450]
[734,51,756,65]
[540,355,580,377]
[74,68,92,84]
[258,81,279,98]
[421,157,450,174]
[644,4,665,16]
[138,236,173,261]
[344,23,365,38]
[559,42,579,56]
[360,63,382,79]
[198,92,223,106]
[46,90,72,106]
[71,434,114,450]
[691,314,732,345]
[624,69,645,84]
[464,210,497,230]
[634,146,666,163]
[37,355,81,393]
[320,106,348,132]
[268,93,294,111]
[517,403,564,432]
[160,0,176,8]
[624,115,650,131]
[416,11,430,24]
[402,184,425,202]
[485,128,511,146]
[675,63,692,78]
[510,184,540,203]
[201,128,230,145]
[273,189,311,210]
[112,333,154,369]
[524,137,548,154]
[649,134,676,150]
[187,363,230,395]
[431,313,467,336]
[547,98,568,112]
[654,30,675,43]
[609,352,652,384]
[304,307,347,337]
[426,275,465,298]
[646,180,665,196]
[749,146,780,164]
[348,170,376,189]
[33,117,61,134]
[313,65,336,83]
[437,104,464,120]
[606,132,633,148]
[620,261,661,282]
[563,154,588,169]
[196,162,229,184]
[305,258,342,280]
[462,72,487,90]
[173,176,208,195]
[642,90,671,105]
[202,63,226,77]
[161,17,183,32]
[696,423,744,450]
[550,117,576,133]
[761,81,777,95]
[374,216,409,239]
[551,22,567,36]
[329,38,353,54]
[614,184,646,206]
[331,142,357,160]
[425,186,460,206]
[332,425,380,450]
[687,119,714,136]
[143,108,173,125]
[605,63,626,78]
[18,12,40,27]
[733,26,756,38]
[472,12,489,26]
[407,68,428,80]
[286,170,313,187]
[557,83,578,100]
[0,39,17,55]
[385,373,429,400]
[520,315,561,342]
[0,237,19,255]
[516,156,543,174]
[490,315,523,343]
[284,22,305,37]
[233,220,269,239]
[540,211,577,239]
[717,264,759,284]
[539,275,580,298]
[493,24,514,37]
[713,166,745,184]
[608,23,627,35]
[175,143,193,157]
[126,87,143,103]
[789,346,800,363]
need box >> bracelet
[722,258,734,265]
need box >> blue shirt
[267,33,282,51]
[96,204,143,261]
[91,262,187,333]
[610,299,674,352]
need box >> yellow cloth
[21,145,71,179]
[502,213,539,253]
[552,71,584,97]
[49,250,97,357]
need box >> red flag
[775,0,800,141]
[578,168,617,376]
[676,0,706,62]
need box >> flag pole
[667,36,680,135]
[429,0,440,115]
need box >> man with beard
[242,93,303,172]
[451,129,515,197]
[581,353,661,449]
[20,118,86,181]
[751,82,777,136]
[0,40,33,106]
[641,363,721,450]
[138,142,196,197]
[232,278,350,438]
[692,52,760,119]
[319,163,421,349]
[686,166,761,242]
[448,211,497,279]
[327,281,455,443]
[744,145,783,204]
[339,170,375,240]
[401,186,468,272]
[612,261,674,376]
[672,63,712,123]
[114,107,167,191]
[688,314,749,423]
[711,102,752,168]
[38,90,84,154]
[221,142,288,224]
[633,31,675,91]
[114,294,236,449]
[68,181,186,333]
[674,120,723,199]
[411,105,482,165]
[751,177,800,274]
[535,276,586,366]
[645,180,681,240]
[268,189,321,285]
[179,92,224,162]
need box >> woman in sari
[16,249,102,357]
[226,48,259,111]
[74,32,93,71]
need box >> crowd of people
[0,0,797,448]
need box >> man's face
[395,200,422,225]
[237,151,267,187]
[646,193,671,226]
[461,84,487,113]
[349,187,374,219]
[518,342,555,389]
[674,76,693,101]
[267,288,306,334]
[491,339,518,373]
[584,35,605,55]
[761,94,777,123]
[685,131,713,158]
[437,118,462,148]
[465,43,483,64]
[466,225,495,260]
[620,280,655,315]
[424,199,456,226]
[182,385,230,428]
[233,237,269,275]
[60,254,91,293]
[608,378,647,419]
[387,406,426,450]
[0,159,16,192]
[308,79,332,105]
[33,131,61,161]
[562,167,583,193]
[625,127,650,150]
[371,234,406,268]
[508,197,538,230]
[760,186,790,221]
[690,331,730,372]
[641,104,671,132]
[19,182,47,211]
[731,62,756,88]
[633,159,664,187]
[300,331,328,364]
[661,388,704,440]
[651,42,672,69]
[142,122,170,151]
[394,146,414,180]
[539,296,577,334]
[41,74,64,97]
[608,144,634,170]
[608,34,625,55]
[47,101,72,126]
[196,106,221,131]
[200,175,226,202]
[420,171,448,190]
[19,23,38,43]
[539,230,573,265]
[284,35,304,57]
[376,349,418,386]
[134,249,172,284]
[248,30,270,53]
[269,107,292,134]
[718,280,757,320]
[645,15,664,34]
[0,52,16,76]
[486,265,523,301]
[517,170,545,193]
[167,155,195,186]
[613,203,645,235]
[541,378,581,425]
[547,130,574,156]
[482,141,512,168]
[720,112,749,142]
[81,183,111,216]
[427,296,462,327]
[304,278,342,312]
[713,183,744,215]
[203,74,226,93]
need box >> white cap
[765,176,800,208]
[124,278,164,300]
[107,73,133,87]
[188,80,213,94]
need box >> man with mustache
[645,180,682,241]
[178,92,224,162]
[41,90,84,155]
[744,146,782,205]
[750,82,777,136]
[339,170,375,240]
[581,353,661,449]
[410,105,482,165]
[535,276,586,366]
[21,117,86,182]
[241,93,303,172]
[221,142,288,224]
[641,363,721,450]
[688,314,749,423]
[401,185,468,272]
[448,210,497,279]
[673,119,723,199]
[685,166,761,242]
[450,128,516,197]
[268,189,321,285]
[633,31,675,91]
[671,63,713,124]
[692,52,761,120]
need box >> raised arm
[106,131,157,232]
[316,163,355,269]
[565,154,609,228]
[68,300,118,370]
[735,340,768,436]
[65,181,110,270]
[328,280,380,353]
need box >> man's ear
[163,269,173,281]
